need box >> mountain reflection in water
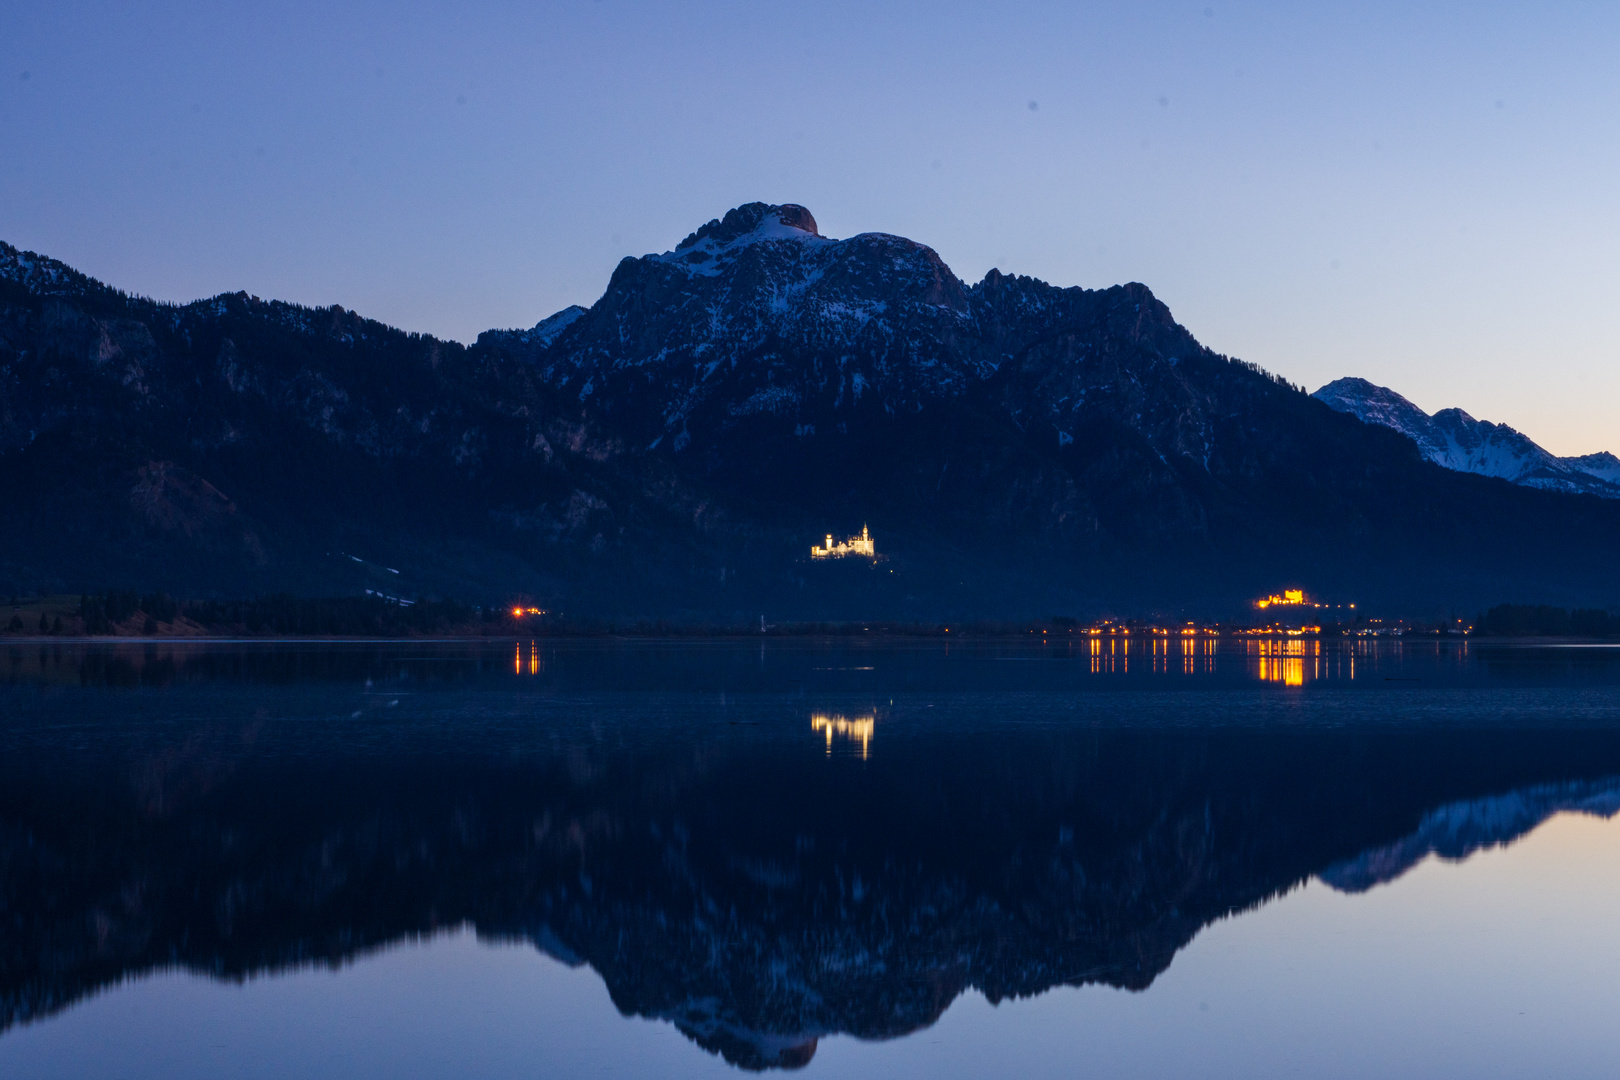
[2,640,1620,1071]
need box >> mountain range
[4,202,1620,617]
[1314,377,1620,499]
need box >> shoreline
[5,632,1612,645]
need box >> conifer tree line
[4,593,1619,638]
[71,592,493,636]
[1476,604,1620,637]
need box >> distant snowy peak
[1313,377,1620,499]
[656,202,832,276]
[1567,451,1620,486]
[674,202,821,249]
[1313,377,1445,457]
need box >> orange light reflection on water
[811,713,875,759]
[513,642,541,676]
[1251,638,1319,686]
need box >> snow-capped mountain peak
[1313,377,1620,499]
[1313,377,1447,458]
[1566,451,1620,486]
[656,202,832,277]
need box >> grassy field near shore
[2,595,82,635]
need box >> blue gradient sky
[3,1,1616,454]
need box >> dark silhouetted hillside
[5,204,1620,617]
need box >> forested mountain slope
[4,204,1618,616]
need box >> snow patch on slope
[528,305,587,347]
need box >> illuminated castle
[1255,589,1306,609]
[811,525,876,560]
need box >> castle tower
[811,526,876,559]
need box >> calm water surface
[2,636,1619,1078]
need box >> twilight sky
[3,1,1616,455]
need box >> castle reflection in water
[811,712,875,758]
[482,636,1479,775]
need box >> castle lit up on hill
[811,526,876,560]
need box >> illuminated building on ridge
[811,525,876,560]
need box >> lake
[2,636,1619,1078]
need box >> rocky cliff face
[5,207,1620,614]
[1313,376,1620,498]
[485,204,1247,539]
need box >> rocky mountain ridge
[1313,376,1620,498]
[5,204,1620,615]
